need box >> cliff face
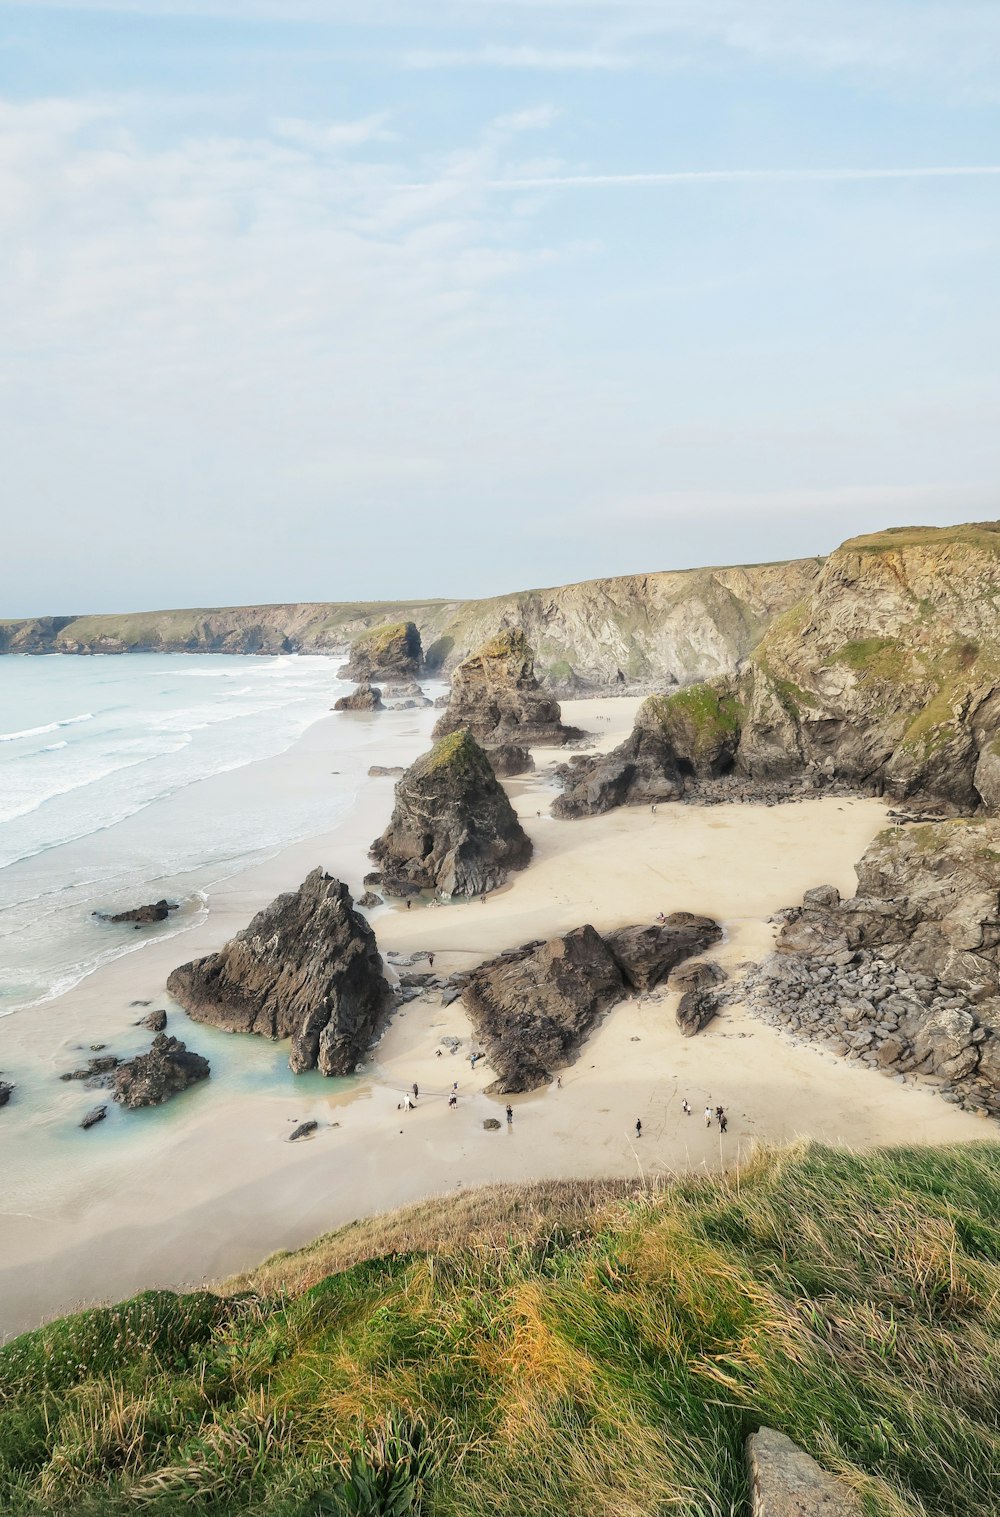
[735,523,1000,808]
[0,557,819,686]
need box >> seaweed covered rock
[460,926,627,1091]
[339,622,421,682]
[167,869,391,1076]
[433,630,578,749]
[604,915,723,991]
[334,681,384,712]
[369,730,532,898]
[113,1035,210,1109]
[553,683,740,818]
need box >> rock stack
[433,629,578,766]
[167,869,391,1076]
[339,622,422,682]
[113,1035,210,1109]
[333,680,384,712]
[369,729,533,898]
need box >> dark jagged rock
[676,987,721,1036]
[358,890,382,908]
[489,744,534,777]
[339,622,421,681]
[135,1008,167,1032]
[668,959,728,995]
[0,1080,13,1108]
[60,1055,121,1086]
[734,819,1000,1116]
[94,899,178,926]
[80,1105,108,1130]
[333,681,383,712]
[460,926,627,1091]
[370,730,532,899]
[113,1034,210,1109]
[289,1120,318,1141]
[167,869,391,1076]
[553,684,741,818]
[433,630,579,750]
[604,915,722,991]
[483,1117,502,1130]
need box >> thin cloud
[473,165,1000,190]
[402,46,637,71]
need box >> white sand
[0,696,992,1337]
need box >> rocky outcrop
[747,1428,862,1517]
[113,1035,210,1109]
[368,765,404,778]
[369,730,532,898]
[736,819,1000,1115]
[80,1105,108,1130]
[60,1054,120,1089]
[339,622,421,681]
[676,987,721,1036]
[167,869,391,1076]
[333,681,383,712]
[383,680,432,709]
[460,926,627,1091]
[489,745,534,777]
[135,1009,167,1032]
[604,915,722,990]
[94,900,178,926]
[289,1120,318,1141]
[668,960,728,995]
[433,630,578,748]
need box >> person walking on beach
[403,1093,413,1111]
[428,953,435,969]
[682,1099,691,1116]
[704,1105,712,1127]
[412,1083,419,1100]
[506,1104,513,1126]
[635,1118,642,1138]
[719,1113,728,1134]
[715,1105,724,1123]
[448,1094,457,1109]
[452,1081,459,1093]
[651,803,657,815]
[406,899,411,910]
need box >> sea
[0,651,407,1020]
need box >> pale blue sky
[2,1,999,613]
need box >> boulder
[80,1105,108,1130]
[676,987,720,1037]
[911,1007,981,1081]
[289,1120,319,1141]
[113,1034,210,1109]
[483,1118,502,1130]
[135,1008,167,1032]
[460,925,627,1091]
[0,1080,13,1108]
[667,959,728,995]
[334,681,383,712]
[339,622,421,681]
[94,899,177,926]
[489,744,535,777]
[369,729,532,898]
[358,890,383,909]
[604,915,722,991]
[746,1427,863,1516]
[433,630,578,749]
[167,869,391,1076]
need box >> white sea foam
[0,712,94,743]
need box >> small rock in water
[135,1009,167,1032]
[289,1120,319,1142]
[80,1105,108,1130]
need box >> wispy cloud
[476,165,1000,190]
[402,46,636,71]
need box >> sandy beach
[0,695,992,1338]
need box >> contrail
[400,165,1000,191]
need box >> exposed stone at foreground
[433,630,578,749]
[460,926,627,1092]
[339,621,421,681]
[747,1428,862,1517]
[676,987,721,1037]
[668,959,728,995]
[370,730,532,898]
[113,1034,210,1109]
[135,1008,167,1032]
[733,820,1000,1116]
[604,915,722,991]
[333,681,383,712]
[94,899,178,926]
[0,1080,13,1108]
[167,869,391,1076]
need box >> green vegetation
[843,522,1000,556]
[417,728,491,783]
[831,639,910,681]
[2,1143,1000,1515]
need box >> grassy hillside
[2,1142,998,1516]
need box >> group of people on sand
[635,1100,729,1137]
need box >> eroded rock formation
[604,915,722,990]
[736,819,1000,1115]
[433,630,578,748]
[333,681,384,712]
[113,1034,210,1109]
[369,729,532,898]
[339,622,421,681]
[167,869,391,1076]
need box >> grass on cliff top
[643,684,743,740]
[351,621,417,654]
[2,1142,1000,1517]
[842,521,1000,556]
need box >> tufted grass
[1,1142,999,1515]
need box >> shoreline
[0,696,994,1338]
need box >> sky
[2,1,999,614]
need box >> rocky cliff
[166,869,391,1076]
[433,629,576,748]
[369,729,532,898]
[737,820,1000,1116]
[0,556,819,686]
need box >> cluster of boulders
[730,821,1000,1116]
[369,729,533,898]
[167,868,391,1076]
[455,913,722,1091]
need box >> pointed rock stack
[369,729,532,898]
[339,621,422,682]
[433,629,577,761]
[166,869,391,1076]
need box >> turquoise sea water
[0,653,359,1016]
